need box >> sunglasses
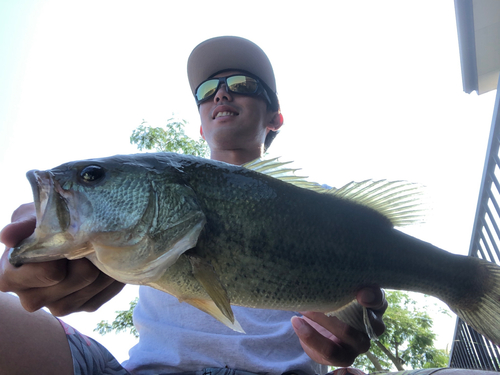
[195,74,272,105]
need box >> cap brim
[187,36,277,96]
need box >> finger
[364,307,386,339]
[357,287,387,311]
[16,258,101,312]
[0,203,37,248]
[10,203,36,223]
[78,280,125,313]
[47,273,124,316]
[356,287,388,337]
[300,311,370,354]
[291,316,361,367]
[0,250,67,292]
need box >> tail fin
[327,299,379,340]
[453,260,500,345]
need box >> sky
[1,0,498,365]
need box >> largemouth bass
[9,153,500,344]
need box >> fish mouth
[9,170,83,266]
[29,170,70,233]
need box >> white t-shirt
[122,286,328,375]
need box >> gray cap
[187,36,277,96]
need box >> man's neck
[210,148,263,165]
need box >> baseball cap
[187,36,277,97]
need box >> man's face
[198,70,279,153]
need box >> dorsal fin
[242,158,324,191]
[328,179,425,227]
[242,158,425,227]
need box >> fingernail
[291,316,306,333]
[360,289,376,304]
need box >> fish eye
[79,165,105,183]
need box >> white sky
[1,0,498,365]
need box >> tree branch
[374,341,405,371]
[365,351,385,372]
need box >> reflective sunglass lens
[227,76,258,94]
[196,79,219,101]
[195,75,261,103]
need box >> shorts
[58,319,131,375]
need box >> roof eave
[455,0,479,94]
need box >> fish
[8,152,500,344]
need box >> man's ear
[199,125,205,140]
[267,112,284,131]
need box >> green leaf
[94,297,139,338]
[130,116,209,157]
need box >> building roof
[455,0,500,94]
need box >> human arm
[0,203,124,315]
[292,287,387,367]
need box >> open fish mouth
[29,170,70,234]
[8,170,81,266]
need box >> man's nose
[214,84,233,103]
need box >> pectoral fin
[184,297,245,333]
[188,255,238,329]
[327,299,378,340]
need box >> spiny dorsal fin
[328,179,425,227]
[242,158,323,191]
[242,158,425,227]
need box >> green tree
[95,297,139,338]
[351,291,450,373]
[130,116,208,157]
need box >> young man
[0,36,487,375]
[121,36,388,375]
